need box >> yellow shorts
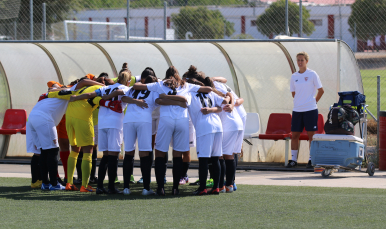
[66,116,94,147]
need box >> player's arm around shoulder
[47,89,75,100]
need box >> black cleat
[286,160,298,168]
[96,187,108,195]
[306,160,313,168]
[73,177,82,185]
[189,179,200,186]
[107,188,123,194]
[57,177,66,186]
[156,188,165,196]
[89,177,98,184]
[193,188,207,196]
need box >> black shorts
[291,109,318,132]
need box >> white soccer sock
[291,150,298,161]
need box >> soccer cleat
[208,188,220,195]
[57,177,66,186]
[286,160,298,168]
[49,184,66,191]
[96,187,108,195]
[306,160,313,169]
[41,183,51,190]
[73,178,82,185]
[137,177,144,184]
[65,183,79,191]
[225,185,234,193]
[123,188,131,195]
[219,186,226,193]
[142,189,155,196]
[179,177,186,185]
[189,179,200,186]
[129,175,135,184]
[89,177,98,184]
[206,179,214,188]
[193,188,207,196]
[31,180,42,188]
[115,176,121,184]
[233,183,237,191]
[80,185,95,193]
[156,188,165,196]
[107,188,123,194]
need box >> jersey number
[132,90,150,99]
[104,88,119,101]
[167,89,177,95]
[196,93,212,108]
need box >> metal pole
[354,22,357,52]
[14,21,17,40]
[339,0,342,40]
[126,0,130,40]
[285,0,289,35]
[377,75,381,161]
[299,0,302,37]
[42,3,46,40]
[30,0,33,40]
[164,1,167,40]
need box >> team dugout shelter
[0,40,363,164]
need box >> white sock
[309,155,312,161]
[291,150,298,161]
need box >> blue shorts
[291,109,318,132]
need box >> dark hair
[196,74,225,97]
[141,67,156,80]
[185,78,204,86]
[119,62,129,75]
[163,66,185,90]
[98,72,109,78]
[183,65,200,80]
[144,75,157,84]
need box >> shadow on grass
[270,173,386,180]
[0,182,200,202]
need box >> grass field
[360,69,386,117]
[1,178,386,228]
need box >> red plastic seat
[259,113,292,140]
[297,114,325,140]
[0,109,27,135]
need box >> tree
[231,33,254,39]
[171,6,235,39]
[256,0,314,37]
[348,0,386,40]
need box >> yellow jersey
[49,85,102,122]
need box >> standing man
[287,52,324,168]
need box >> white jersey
[29,88,73,125]
[146,81,201,119]
[187,91,224,138]
[123,87,160,124]
[290,68,323,112]
[97,83,130,130]
[213,82,243,132]
[213,81,247,118]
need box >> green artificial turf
[360,69,386,117]
[1,177,386,228]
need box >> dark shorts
[291,109,318,132]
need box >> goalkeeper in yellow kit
[48,79,122,192]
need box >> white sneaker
[123,188,131,195]
[142,189,155,196]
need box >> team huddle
[26,64,246,196]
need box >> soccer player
[48,78,106,192]
[288,51,324,168]
[184,76,230,195]
[121,74,160,195]
[212,80,243,193]
[70,72,130,194]
[133,66,212,196]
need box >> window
[251,20,257,26]
[310,19,322,26]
